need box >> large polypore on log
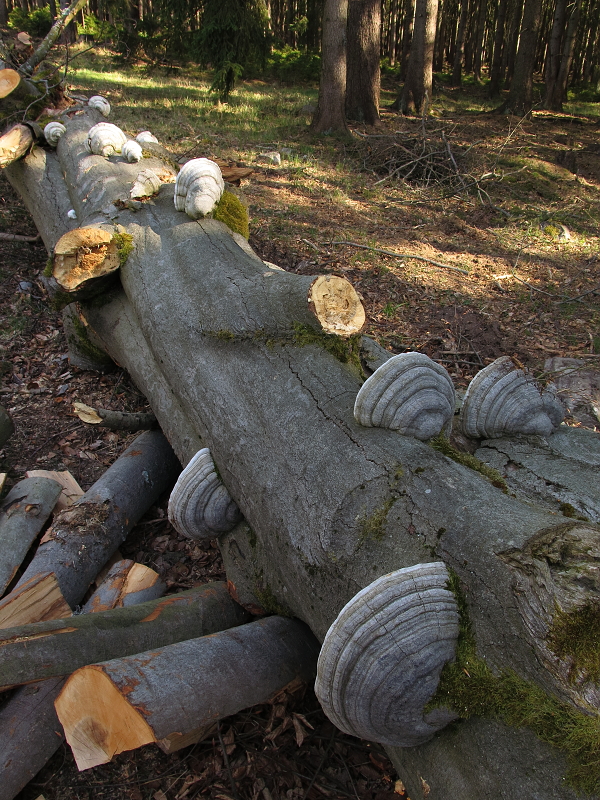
[5,109,600,800]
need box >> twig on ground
[330,240,469,275]
[0,232,40,242]
[557,284,600,303]
[301,728,336,800]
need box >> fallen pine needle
[0,231,40,242]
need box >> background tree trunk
[310,0,350,134]
[398,0,439,114]
[345,0,381,124]
[498,0,542,113]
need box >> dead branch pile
[356,125,470,191]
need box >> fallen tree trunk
[0,558,164,800]
[55,615,320,770]
[0,476,63,595]
[0,430,179,619]
[0,581,249,687]
[5,108,600,799]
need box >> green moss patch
[358,496,395,544]
[214,191,250,239]
[429,572,600,795]
[548,602,600,685]
[430,435,508,493]
[112,231,134,268]
[68,312,114,367]
[253,572,291,616]
[292,323,364,378]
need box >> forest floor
[0,47,599,800]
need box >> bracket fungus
[44,121,66,147]
[460,356,564,439]
[315,562,459,746]
[174,158,224,219]
[167,448,243,541]
[354,352,456,440]
[88,95,111,117]
[121,140,143,163]
[130,169,162,200]
[136,130,159,144]
[87,122,128,158]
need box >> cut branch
[0,582,249,688]
[0,476,63,596]
[73,402,158,432]
[0,431,180,617]
[56,616,320,770]
[0,558,165,800]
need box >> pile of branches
[356,124,471,192]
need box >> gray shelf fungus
[460,355,564,438]
[130,169,162,199]
[44,121,66,147]
[167,448,243,542]
[87,122,128,158]
[174,158,224,219]
[88,95,111,116]
[354,352,456,440]
[315,562,459,746]
[122,140,143,163]
[136,130,159,144]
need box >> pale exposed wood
[26,470,83,513]
[0,476,63,595]
[0,474,7,493]
[84,560,164,612]
[0,68,21,99]
[0,124,34,168]
[157,723,217,753]
[0,573,71,628]
[56,616,320,770]
[53,226,120,293]
[58,666,155,770]
[308,275,366,336]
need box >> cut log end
[0,69,21,99]
[53,228,120,292]
[0,124,34,168]
[308,275,365,336]
[55,665,154,770]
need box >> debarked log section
[55,616,320,770]
[5,108,600,800]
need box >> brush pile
[356,124,470,192]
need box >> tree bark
[0,559,165,800]
[5,108,600,800]
[0,581,249,688]
[398,0,439,114]
[544,0,581,110]
[345,0,381,125]
[451,0,470,86]
[310,0,350,134]
[0,476,63,595]
[497,0,542,114]
[55,616,320,770]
